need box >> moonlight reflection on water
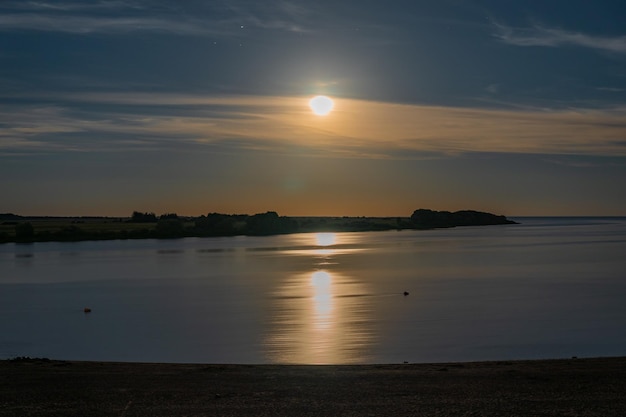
[265,269,374,364]
[264,234,375,364]
[2,218,625,363]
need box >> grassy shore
[1,357,625,416]
[0,215,408,243]
[1,209,516,243]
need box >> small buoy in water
[403,291,409,296]
[83,308,92,313]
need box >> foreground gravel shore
[2,357,625,416]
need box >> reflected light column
[311,270,333,330]
[263,231,374,364]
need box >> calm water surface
[1,217,625,364]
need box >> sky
[1,0,625,217]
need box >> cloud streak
[0,13,211,35]
[494,23,626,54]
[2,92,626,158]
[0,0,314,36]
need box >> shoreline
[1,209,517,244]
[2,356,625,416]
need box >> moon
[309,95,334,116]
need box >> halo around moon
[309,95,334,116]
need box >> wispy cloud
[2,92,626,158]
[597,87,625,93]
[0,14,210,35]
[494,23,626,54]
[217,0,312,33]
[543,157,620,169]
[0,0,314,35]
[1,1,144,12]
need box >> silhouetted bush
[155,218,184,238]
[194,213,239,236]
[15,222,34,240]
[130,211,157,223]
[411,209,515,228]
[128,228,151,239]
[246,211,298,235]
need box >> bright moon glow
[309,95,334,116]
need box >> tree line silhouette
[1,209,516,243]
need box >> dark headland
[1,357,625,416]
[0,209,516,243]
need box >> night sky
[2,0,625,216]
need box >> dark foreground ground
[1,357,625,416]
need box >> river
[1,217,625,364]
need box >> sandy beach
[1,356,625,416]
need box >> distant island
[0,209,517,244]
